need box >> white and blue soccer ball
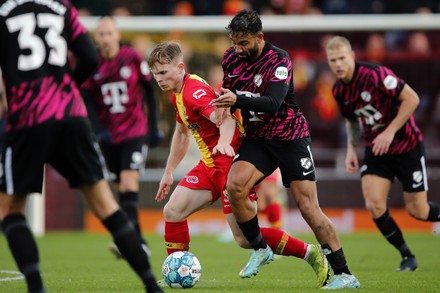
[162,251,202,289]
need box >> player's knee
[163,203,185,222]
[406,203,427,220]
[226,180,247,200]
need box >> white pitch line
[0,270,24,282]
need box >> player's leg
[0,193,46,293]
[256,170,283,229]
[283,138,359,289]
[162,186,213,255]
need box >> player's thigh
[164,186,213,221]
[403,190,429,219]
[361,175,392,210]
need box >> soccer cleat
[108,242,151,259]
[396,256,418,272]
[239,245,274,278]
[306,244,331,288]
[321,273,360,290]
[156,279,167,288]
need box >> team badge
[140,61,150,75]
[360,91,371,102]
[383,75,397,90]
[254,74,263,87]
[275,66,288,80]
[412,171,423,183]
[120,66,132,79]
[300,157,312,170]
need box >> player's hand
[155,173,173,202]
[345,148,359,174]
[372,129,395,156]
[212,88,237,108]
[212,143,235,157]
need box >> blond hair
[147,41,183,68]
[325,36,352,51]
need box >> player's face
[94,18,121,58]
[150,61,184,93]
[326,45,355,83]
[229,32,263,62]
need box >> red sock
[264,203,282,229]
[164,220,190,255]
[261,227,307,258]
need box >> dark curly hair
[226,9,262,37]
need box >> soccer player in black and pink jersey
[81,16,162,259]
[213,10,359,289]
[0,1,162,292]
[326,35,440,272]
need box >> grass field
[1,232,439,292]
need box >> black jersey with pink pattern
[0,0,90,132]
[81,46,150,144]
[332,61,423,154]
[222,42,309,141]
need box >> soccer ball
[162,251,202,289]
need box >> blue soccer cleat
[239,245,274,278]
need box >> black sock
[119,191,146,244]
[102,210,160,291]
[1,214,45,293]
[374,210,413,258]
[237,215,267,250]
[426,201,440,221]
[321,244,351,275]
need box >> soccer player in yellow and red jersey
[147,41,330,288]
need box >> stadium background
[37,1,440,235]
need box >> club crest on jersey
[275,66,288,80]
[360,91,371,102]
[185,176,199,184]
[254,74,263,87]
[300,157,312,170]
[383,75,397,90]
[140,61,150,75]
[412,171,423,183]
[120,66,132,79]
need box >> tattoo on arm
[346,118,361,148]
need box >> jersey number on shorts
[6,13,67,71]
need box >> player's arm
[69,34,99,87]
[141,78,163,147]
[210,108,236,157]
[345,117,361,174]
[372,84,419,156]
[155,122,190,202]
[213,82,287,112]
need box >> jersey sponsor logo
[383,75,398,90]
[274,66,288,80]
[185,176,199,184]
[254,74,263,87]
[120,66,132,79]
[360,91,371,102]
[101,81,129,113]
[193,89,207,100]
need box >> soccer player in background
[147,40,330,288]
[213,10,360,289]
[325,35,440,272]
[81,16,163,258]
[0,1,162,292]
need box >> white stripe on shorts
[5,147,14,194]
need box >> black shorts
[360,142,428,192]
[234,137,316,187]
[100,137,148,182]
[0,119,106,195]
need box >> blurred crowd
[71,0,440,16]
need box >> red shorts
[263,168,280,182]
[178,160,257,214]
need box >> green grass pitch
[1,232,439,292]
